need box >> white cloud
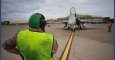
[1,0,114,21]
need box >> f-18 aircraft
[62,7,85,31]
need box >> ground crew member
[76,18,82,29]
[2,13,58,60]
[107,21,112,32]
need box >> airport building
[56,14,105,23]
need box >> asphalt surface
[1,23,114,60]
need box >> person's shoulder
[19,30,29,32]
[18,30,29,33]
[46,32,53,35]
[44,32,53,36]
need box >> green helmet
[29,13,46,29]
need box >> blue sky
[1,0,114,21]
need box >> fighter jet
[62,7,84,31]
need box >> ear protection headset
[39,13,46,28]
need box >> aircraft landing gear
[71,28,75,32]
[68,27,70,29]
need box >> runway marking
[60,32,74,60]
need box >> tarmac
[1,23,114,60]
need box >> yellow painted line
[61,32,74,60]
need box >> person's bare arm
[2,33,20,55]
[52,39,58,54]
